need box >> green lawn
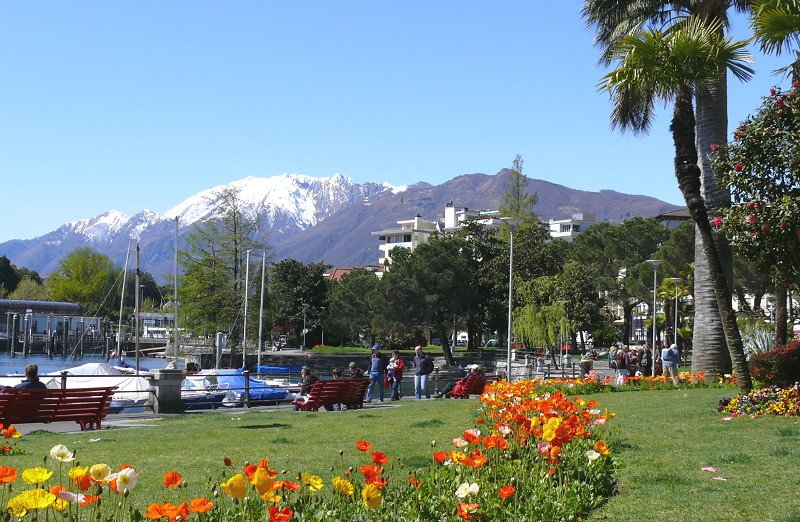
[6,388,800,521]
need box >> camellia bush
[0,381,619,521]
[748,340,800,388]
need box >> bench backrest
[0,387,116,425]
[304,380,369,408]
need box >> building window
[560,224,571,232]
[404,234,411,242]
[573,224,581,232]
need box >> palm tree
[583,0,750,375]
[600,18,754,393]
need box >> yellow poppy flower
[6,495,27,517]
[300,472,323,492]
[68,466,89,479]
[220,473,247,500]
[251,467,274,496]
[332,476,354,496]
[15,489,56,510]
[261,490,282,503]
[361,483,382,509]
[22,467,53,485]
[89,464,111,482]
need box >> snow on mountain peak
[67,210,130,242]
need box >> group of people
[611,342,681,385]
[292,344,438,409]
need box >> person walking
[387,350,405,401]
[365,344,388,403]
[613,345,630,385]
[413,345,434,399]
[662,343,681,385]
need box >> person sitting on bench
[15,364,48,390]
[436,366,485,398]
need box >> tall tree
[178,188,268,348]
[46,247,117,316]
[601,17,754,392]
[9,277,50,301]
[326,269,381,346]
[0,256,21,295]
[269,259,329,347]
[583,0,748,382]
[499,154,538,221]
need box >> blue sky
[0,2,790,243]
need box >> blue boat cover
[212,369,289,400]
[256,365,304,375]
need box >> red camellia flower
[356,440,372,452]
[746,215,758,225]
[777,96,784,105]
[710,143,719,151]
[734,163,744,172]
[747,201,757,210]
[771,87,777,95]
[780,222,788,230]
[371,451,389,466]
[712,216,724,228]
[498,485,516,499]
[162,470,182,488]
[268,505,294,521]
[794,80,799,88]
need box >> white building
[371,214,440,266]
[548,213,597,241]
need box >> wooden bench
[291,379,370,412]
[0,387,117,431]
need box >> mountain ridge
[0,171,680,280]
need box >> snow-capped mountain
[0,170,680,281]
[1,173,397,276]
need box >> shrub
[749,340,800,387]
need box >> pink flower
[794,80,798,88]
[734,163,744,172]
[779,222,788,230]
[746,215,757,225]
[710,143,719,152]
[776,97,784,105]
[712,216,723,228]
[747,201,757,210]
[537,442,551,456]
[770,87,776,95]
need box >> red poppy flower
[224,456,232,467]
[162,471,182,488]
[433,451,449,464]
[456,502,480,520]
[356,440,372,452]
[268,505,294,521]
[74,473,93,491]
[370,451,389,466]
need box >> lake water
[0,353,168,376]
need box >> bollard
[433,368,439,395]
[61,371,68,390]
[150,369,185,414]
[243,370,251,408]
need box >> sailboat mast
[135,243,141,375]
[257,251,266,368]
[242,249,251,368]
[174,217,179,366]
[116,242,131,360]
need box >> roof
[656,207,691,220]
[0,300,82,315]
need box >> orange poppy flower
[407,476,422,489]
[243,464,258,481]
[162,471,182,488]
[370,451,389,466]
[360,464,382,482]
[594,440,610,456]
[79,494,101,507]
[456,502,480,520]
[498,485,515,499]
[0,466,18,483]
[433,451,449,464]
[356,440,372,452]
[73,473,93,491]
[189,497,213,513]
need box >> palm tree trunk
[693,75,733,374]
[671,86,753,394]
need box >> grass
[6,388,800,520]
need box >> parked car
[431,338,442,346]
[485,339,499,347]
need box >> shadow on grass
[271,437,292,444]
[721,452,755,465]
[777,426,800,438]
[400,456,432,468]
[410,419,445,428]
[238,423,292,430]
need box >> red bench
[447,374,501,398]
[291,380,370,411]
[0,387,117,431]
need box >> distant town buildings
[372,203,599,268]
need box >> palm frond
[750,1,800,55]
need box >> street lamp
[320,306,326,347]
[668,277,681,348]
[645,259,662,376]
[301,303,308,351]
[500,217,522,380]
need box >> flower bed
[718,383,800,417]
[1,380,619,521]
[517,371,735,396]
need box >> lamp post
[668,277,681,348]
[243,249,251,367]
[500,217,521,380]
[320,306,326,346]
[301,303,308,351]
[645,259,662,376]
